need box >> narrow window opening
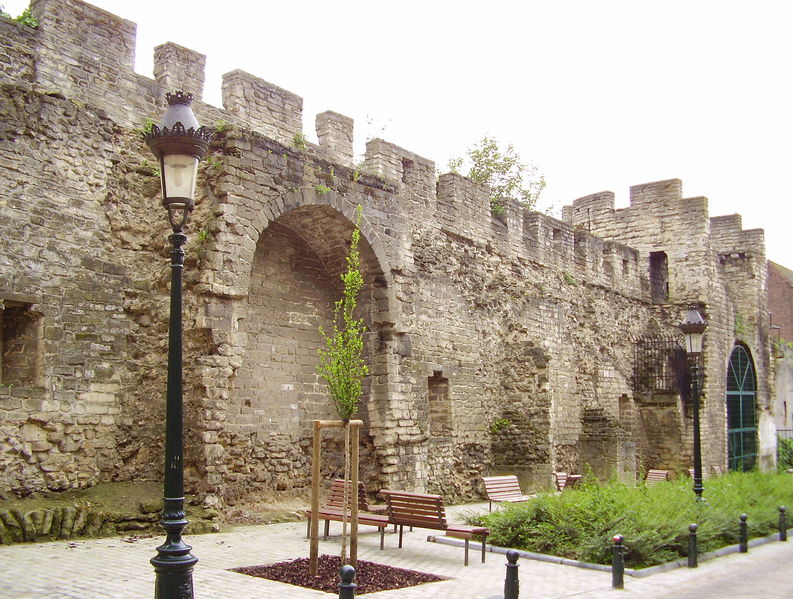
[552,228,562,242]
[1,301,44,387]
[649,251,669,303]
[428,370,451,437]
[401,158,414,184]
[622,259,629,276]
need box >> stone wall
[768,262,793,344]
[564,184,774,473]
[0,0,778,505]
[775,348,793,431]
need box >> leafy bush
[778,437,793,470]
[470,472,793,568]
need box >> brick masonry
[0,0,780,506]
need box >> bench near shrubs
[645,469,670,485]
[482,475,532,511]
[554,472,582,491]
[381,489,490,565]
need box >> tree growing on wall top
[449,135,545,215]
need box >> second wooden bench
[382,489,490,565]
[482,475,532,511]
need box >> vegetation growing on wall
[0,5,38,28]
[448,135,545,215]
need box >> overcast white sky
[5,0,792,265]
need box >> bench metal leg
[306,516,310,539]
[324,519,330,539]
[398,524,404,548]
[379,527,385,550]
[481,537,486,563]
[464,539,469,566]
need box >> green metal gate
[726,345,757,471]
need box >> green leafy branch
[0,5,38,27]
[317,205,369,420]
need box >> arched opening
[726,344,757,471]
[225,204,386,499]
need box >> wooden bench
[381,489,490,565]
[645,469,669,485]
[554,472,582,491]
[305,479,389,548]
[482,475,532,511]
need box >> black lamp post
[680,306,707,500]
[145,91,211,599]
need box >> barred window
[633,335,688,398]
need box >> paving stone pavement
[0,502,791,599]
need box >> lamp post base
[151,502,197,599]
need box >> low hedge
[470,471,793,568]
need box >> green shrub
[778,437,793,470]
[470,472,793,568]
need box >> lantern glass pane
[162,153,198,201]
[686,332,704,354]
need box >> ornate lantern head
[145,91,211,231]
[680,306,707,354]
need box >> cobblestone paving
[0,503,790,598]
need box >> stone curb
[431,527,792,578]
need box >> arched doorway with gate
[726,344,757,471]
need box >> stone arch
[214,192,395,501]
[199,188,394,316]
[246,189,395,309]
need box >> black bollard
[612,534,625,589]
[504,549,520,599]
[739,514,748,553]
[779,506,787,542]
[687,523,698,568]
[339,564,356,599]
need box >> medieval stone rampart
[0,0,776,503]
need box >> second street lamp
[680,306,707,500]
[145,91,211,599]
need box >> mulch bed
[231,554,448,594]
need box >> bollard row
[608,506,788,590]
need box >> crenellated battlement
[710,214,765,257]
[431,173,644,296]
[0,0,768,307]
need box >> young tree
[449,135,545,215]
[316,204,369,563]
